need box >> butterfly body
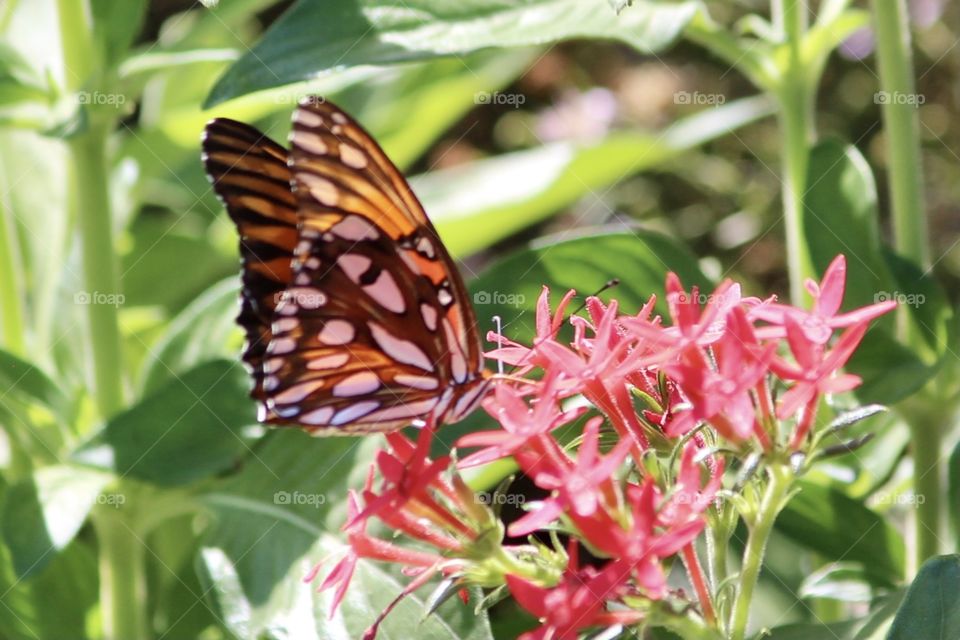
[202,99,488,435]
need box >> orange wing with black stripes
[202,98,489,435]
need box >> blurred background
[0,0,956,637]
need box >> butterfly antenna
[567,278,620,317]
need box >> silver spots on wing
[369,322,433,371]
[333,372,380,397]
[339,143,367,169]
[420,303,438,332]
[319,319,355,346]
[291,129,328,155]
[332,400,380,425]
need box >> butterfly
[201,98,490,435]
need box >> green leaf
[197,432,367,615]
[197,431,492,638]
[0,465,112,578]
[468,229,710,344]
[775,479,905,586]
[807,408,908,500]
[948,442,960,543]
[0,42,47,97]
[847,327,932,405]
[72,360,256,486]
[798,562,873,603]
[206,0,699,105]
[755,590,902,640]
[803,140,892,309]
[118,48,240,80]
[120,216,235,311]
[138,278,241,395]
[346,50,535,170]
[418,95,774,257]
[887,555,960,640]
[754,621,861,640]
[0,349,69,417]
[881,248,953,368]
[201,536,495,639]
[0,540,99,640]
[91,0,148,67]
[802,140,939,404]
[146,514,216,639]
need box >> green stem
[871,0,929,268]
[649,605,723,640]
[56,0,94,87]
[92,507,148,640]
[906,407,942,569]
[872,0,938,572]
[0,181,26,355]
[58,2,136,637]
[730,464,793,640]
[57,0,124,418]
[68,126,126,417]
[775,0,816,304]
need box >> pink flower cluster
[313,255,895,639]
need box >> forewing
[201,118,297,413]
[258,99,486,433]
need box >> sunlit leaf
[206,0,699,105]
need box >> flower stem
[0,188,26,355]
[905,405,942,570]
[57,0,125,418]
[774,0,816,304]
[57,3,136,638]
[68,126,126,417]
[871,0,928,268]
[730,464,793,640]
[871,0,939,572]
[92,507,148,640]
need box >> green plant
[0,0,956,638]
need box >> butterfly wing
[202,100,488,434]
[201,118,298,417]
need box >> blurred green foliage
[0,0,958,638]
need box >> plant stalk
[871,0,929,268]
[730,464,793,640]
[92,508,148,640]
[906,406,942,569]
[57,2,137,638]
[775,0,816,304]
[0,184,26,355]
[872,0,939,571]
[68,126,126,417]
[57,0,124,418]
